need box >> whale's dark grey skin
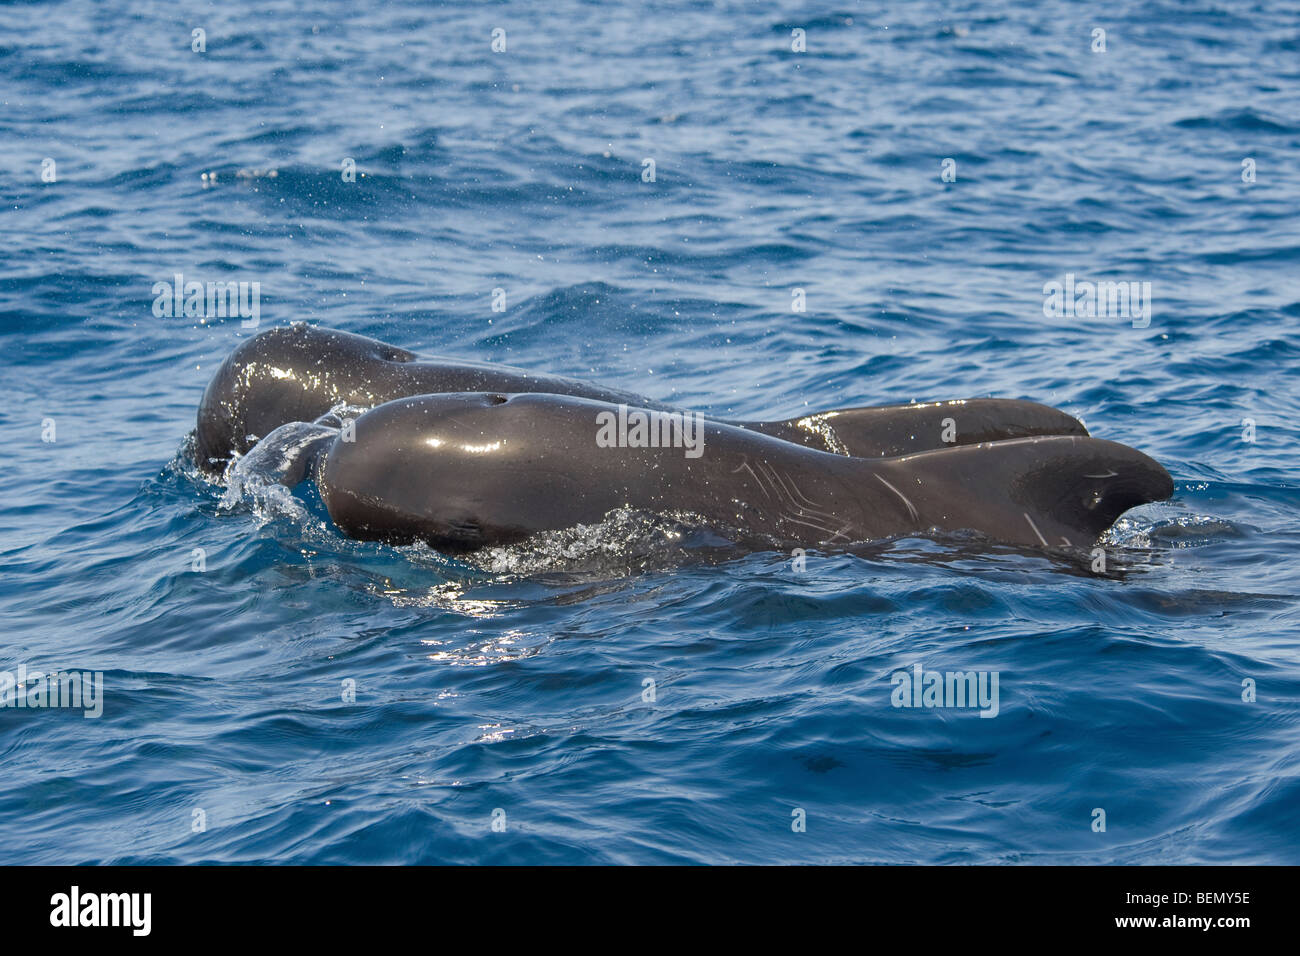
[301,392,1173,553]
[195,324,1087,470]
[195,324,672,469]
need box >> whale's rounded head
[195,323,415,471]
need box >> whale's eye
[380,346,416,363]
[485,394,509,405]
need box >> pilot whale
[197,325,1173,553]
[195,324,1088,471]
[240,391,1172,554]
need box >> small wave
[1173,108,1297,133]
[217,421,336,524]
[466,508,737,578]
[1105,513,1250,550]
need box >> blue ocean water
[2,0,1298,864]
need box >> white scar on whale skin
[772,465,828,512]
[1022,512,1051,548]
[731,458,846,540]
[874,474,919,523]
[756,460,844,538]
[732,460,772,500]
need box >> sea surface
[2,0,1298,864]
